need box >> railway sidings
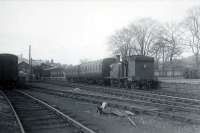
[2,81,200,133]
[27,82,200,125]
[18,86,200,133]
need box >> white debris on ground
[101,102,107,109]
[127,116,137,127]
[73,88,81,92]
[112,108,131,117]
[125,110,135,116]
[97,102,136,127]
[97,102,135,117]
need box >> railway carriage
[0,54,18,87]
[65,58,116,85]
[78,58,116,84]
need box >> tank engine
[0,54,18,88]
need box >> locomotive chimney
[116,55,120,62]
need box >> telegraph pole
[162,44,165,77]
[29,45,32,80]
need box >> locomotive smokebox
[116,55,120,62]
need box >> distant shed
[18,61,30,73]
[43,66,65,80]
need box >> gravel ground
[158,78,200,84]
[28,82,200,121]
[29,80,200,98]
[148,78,200,97]
[23,87,200,133]
[160,82,200,97]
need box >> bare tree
[129,18,161,56]
[183,7,200,68]
[149,23,183,76]
[161,23,183,62]
[108,28,134,59]
[150,40,163,68]
[108,18,161,59]
[151,38,170,76]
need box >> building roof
[44,66,64,71]
[18,61,29,65]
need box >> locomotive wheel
[130,84,134,89]
[110,80,114,87]
[118,79,122,88]
[124,80,130,89]
[130,82,136,89]
[123,80,127,88]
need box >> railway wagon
[78,58,116,84]
[110,55,158,89]
[0,54,18,87]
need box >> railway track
[27,84,200,125]
[2,90,97,133]
[0,90,23,133]
[35,80,198,101]
[42,81,200,109]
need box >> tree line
[108,6,200,71]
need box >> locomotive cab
[109,56,127,87]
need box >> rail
[17,90,97,133]
[1,91,26,133]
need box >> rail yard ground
[22,81,200,133]
[159,78,200,98]
[159,78,200,84]
[1,79,200,133]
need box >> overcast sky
[0,0,199,64]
